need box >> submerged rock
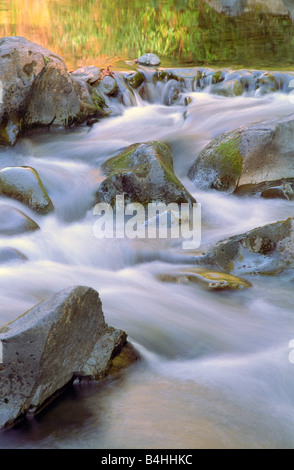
[0,205,40,236]
[0,166,54,214]
[96,141,196,206]
[124,71,145,89]
[137,53,161,66]
[163,79,185,106]
[210,79,243,97]
[158,266,252,290]
[0,286,139,430]
[198,217,294,275]
[235,179,294,201]
[0,247,27,264]
[188,113,294,195]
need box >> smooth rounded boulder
[96,141,196,207]
[188,114,294,197]
[0,166,54,214]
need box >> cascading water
[0,69,294,449]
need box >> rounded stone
[137,53,161,66]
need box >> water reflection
[0,0,294,70]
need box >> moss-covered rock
[0,166,54,214]
[152,70,167,83]
[188,130,243,191]
[211,79,244,97]
[256,72,279,95]
[125,71,144,89]
[188,114,294,196]
[96,141,196,206]
[211,70,225,84]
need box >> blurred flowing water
[0,74,294,449]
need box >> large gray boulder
[0,166,54,214]
[197,217,294,275]
[188,114,294,197]
[0,37,108,145]
[0,286,138,430]
[96,141,196,206]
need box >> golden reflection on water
[1,0,294,71]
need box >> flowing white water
[0,84,294,449]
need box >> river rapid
[0,74,294,449]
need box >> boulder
[163,79,185,106]
[0,166,54,214]
[197,217,294,275]
[124,71,144,89]
[0,204,40,236]
[0,36,66,144]
[0,37,108,145]
[137,53,161,66]
[210,79,244,97]
[188,114,294,195]
[94,75,119,97]
[96,141,196,206]
[0,286,139,429]
[70,66,101,85]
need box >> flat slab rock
[0,286,138,430]
[198,217,294,275]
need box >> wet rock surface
[0,204,40,236]
[0,166,54,214]
[158,266,252,290]
[197,217,294,275]
[96,141,196,207]
[188,114,294,197]
[0,286,139,430]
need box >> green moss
[212,70,224,84]
[102,141,174,176]
[216,139,242,177]
[42,54,53,67]
[0,325,9,334]
[91,89,107,112]
[101,143,141,176]
[125,71,144,88]
[208,133,243,190]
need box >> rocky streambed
[0,37,294,448]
